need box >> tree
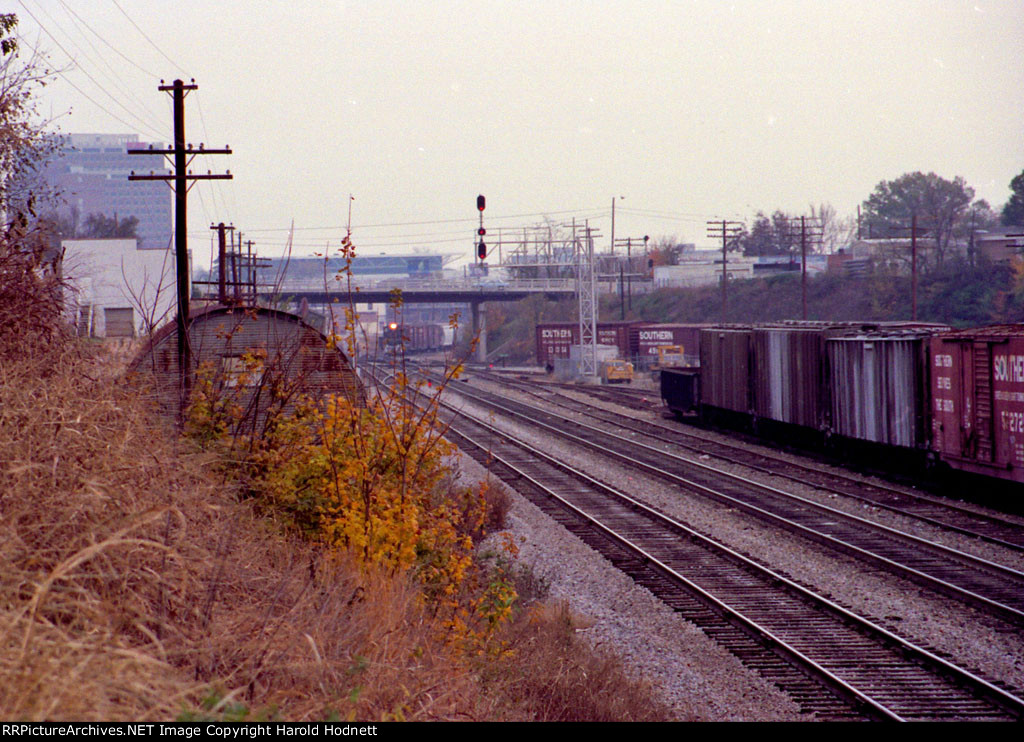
[0,14,64,352]
[1002,170,1024,227]
[861,172,974,267]
[0,14,57,221]
[809,202,856,253]
[738,210,799,257]
[82,212,139,240]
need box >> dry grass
[1,336,680,721]
[478,601,679,722]
[0,344,485,721]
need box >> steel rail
[437,375,1024,625]
[443,403,1024,720]
[478,371,1024,554]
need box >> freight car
[382,322,448,353]
[536,321,648,369]
[661,321,971,479]
[930,326,1024,484]
[630,323,705,370]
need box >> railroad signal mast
[476,194,487,262]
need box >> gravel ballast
[443,380,1024,716]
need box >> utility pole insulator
[129,78,232,422]
[707,219,744,321]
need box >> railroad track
[441,401,1024,721]
[434,373,1024,626]
[469,369,1024,554]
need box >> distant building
[752,254,828,277]
[43,133,172,251]
[254,253,465,335]
[254,254,447,289]
[61,238,176,338]
[654,255,755,288]
[973,228,1024,264]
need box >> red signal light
[477,194,485,211]
[477,240,487,260]
[478,227,486,236]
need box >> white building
[62,239,177,338]
[653,256,755,288]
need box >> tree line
[725,170,1024,267]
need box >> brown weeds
[0,346,483,721]
[1,338,679,720]
[482,601,679,722]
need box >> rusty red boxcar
[535,321,647,367]
[931,325,1024,484]
[632,324,704,369]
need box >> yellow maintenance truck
[600,359,634,384]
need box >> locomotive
[660,322,1024,487]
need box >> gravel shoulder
[453,448,810,721]
[443,382,1024,710]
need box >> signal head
[477,194,486,212]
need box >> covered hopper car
[660,322,1024,486]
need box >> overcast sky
[13,0,1024,266]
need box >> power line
[16,1,166,139]
[47,0,167,132]
[108,0,189,76]
[54,0,160,78]
[15,30,165,139]
[239,207,607,233]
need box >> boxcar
[751,326,828,430]
[536,321,648,367]
[698,326,754,430]
[632,323,704,370]
[931,325,1024,484]
[661,366,700,416]
[826,329,934,456]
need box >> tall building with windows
[43,133,172,250]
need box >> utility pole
[210,222,235,304]
[610,196,624,255]
[129,79,231,420]
[895,216,928,321]
[610,197,615,255]
[232,230,243,304]
[791,216,823,320]
[911,215,918,321]
[706,219,744,320]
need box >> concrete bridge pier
[471,300,486,363]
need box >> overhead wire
[240,207,609,233]
[194,93,235,225]
[16,1,166,141]
[108,0,189,77]
[53,0,160,78]
[45,0,165,129]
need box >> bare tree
[809,202,856,254]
